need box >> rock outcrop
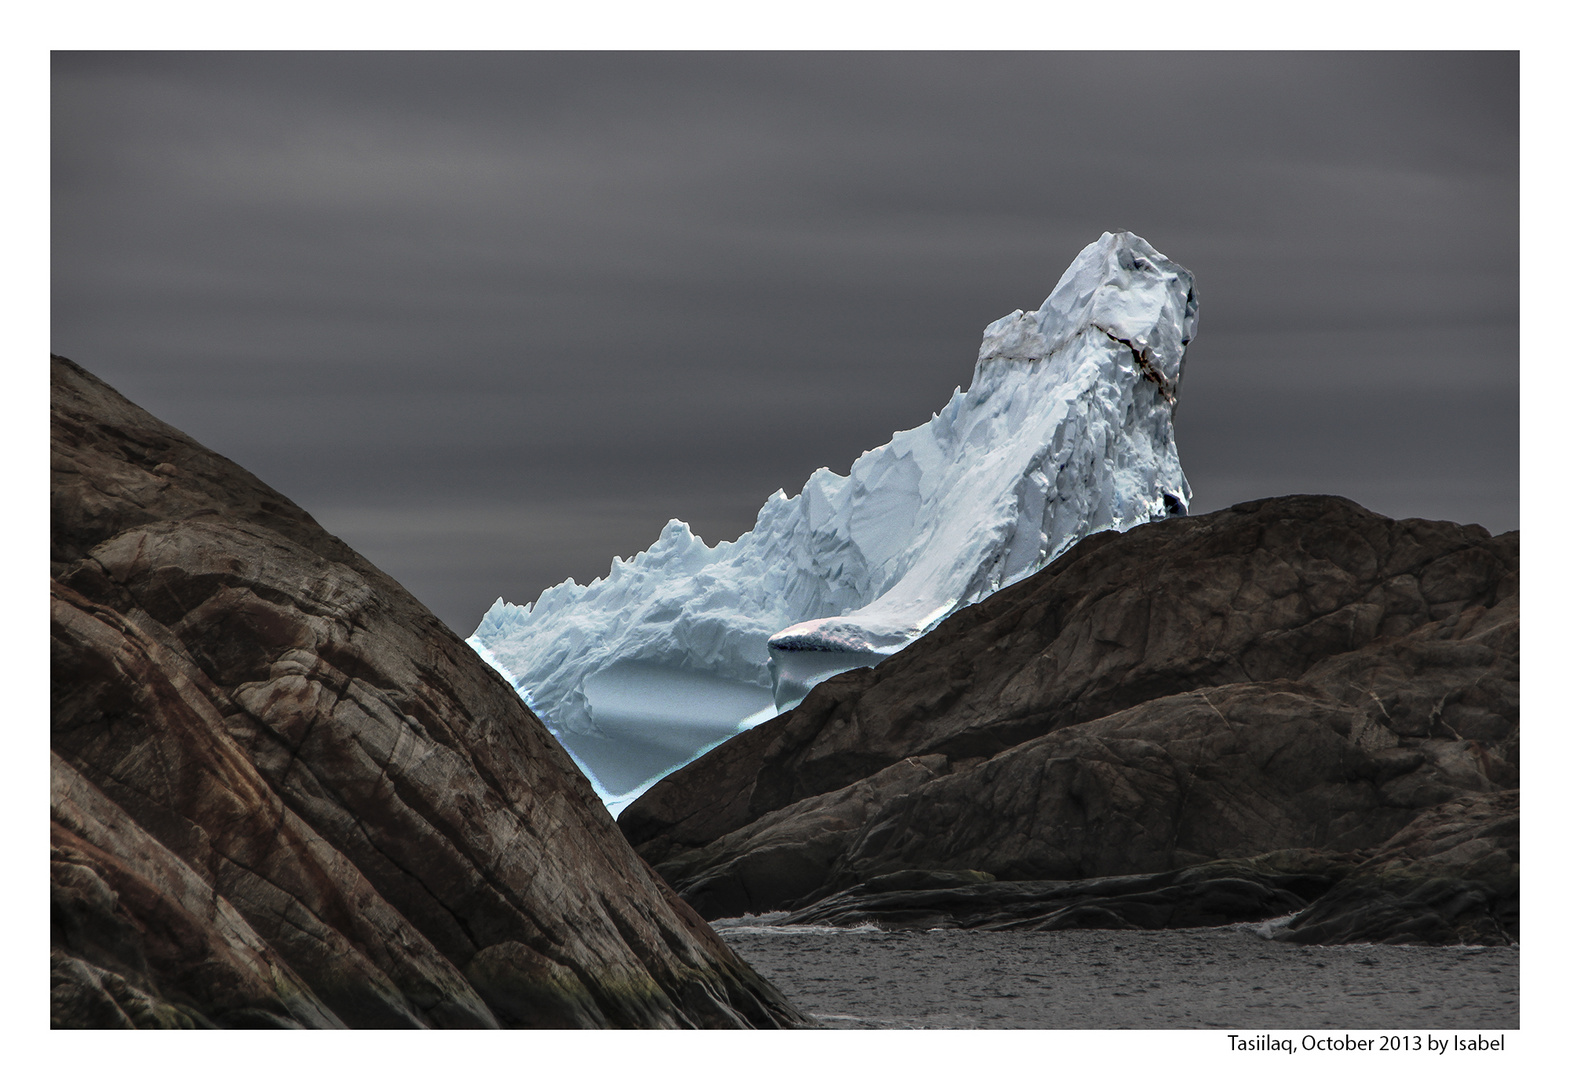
[1276,790,1518,946]
[50,354,802,1029]
[768,852,1356,933]
[621,495,1518,945]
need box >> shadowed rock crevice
[623,495,1517,945]
[50,354,802,1029]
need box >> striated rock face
[1277,790,1518,946]
[756,852,1357,934]
[621,495,1518,944]
[49,355,802,1029]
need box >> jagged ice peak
[470,231,1198,813]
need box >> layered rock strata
[50,355,801,1029]
[1276,790,1518,945]
[621,496,1518,945]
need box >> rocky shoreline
[622,495,1518,947]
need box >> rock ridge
[621,494,1518,945]
[50,354,802,1028]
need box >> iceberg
[471,231,1198,814]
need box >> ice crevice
[1097,325,1179,406]
[469,231,1199,813]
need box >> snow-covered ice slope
[471,231,1197,812]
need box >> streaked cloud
[52,51,1519,632]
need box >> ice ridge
[470,231,1197,811]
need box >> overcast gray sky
[51,51,1519,634]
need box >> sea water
[714,920,1519,1030]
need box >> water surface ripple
[714,922,1519,1029]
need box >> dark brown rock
[652,754,954,917]
[51,751,344,1029]
[49,354,801,1028]
[775,851,1356,932]
[1277,790,1518,945]
[623,495,1517,939]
